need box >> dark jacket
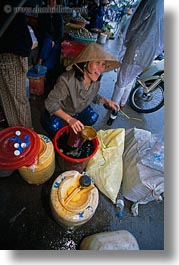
[37,11,64,48]
[89,4,105,30]
[0,0,32,57]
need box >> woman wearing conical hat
[43,42,120,136]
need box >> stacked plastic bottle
[116,194,124,219]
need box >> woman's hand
[107,100,120,110]
[54,109,84,134]
[67,117,84,134]
[101,97,119,111]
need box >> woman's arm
[54,109,84,134]
[100,96,119,110]
[92,90,119,110]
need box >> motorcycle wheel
[129,80,164,113]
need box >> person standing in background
[88,0,109,31]
[35,0,64,74]
[111,0,164,108]
[0,0,33,128]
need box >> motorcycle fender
[140,59,164,79]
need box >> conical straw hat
[66,43,121,72]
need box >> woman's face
[85,61,106,82]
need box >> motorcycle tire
[129,80,164,113]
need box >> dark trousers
[39,38,61,71]
[41,106,99,137]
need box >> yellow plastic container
[18,134,55,184]
[50,170,99,228]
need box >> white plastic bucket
[50,170,99,228]
[98,33,107,44]
[91,33,98,41]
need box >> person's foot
[120,103,125,109]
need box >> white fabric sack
[122,128,164,216]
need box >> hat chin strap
[84,63,94,80]
[74,63,84,75]
[84,69,93,83]
[74,63,93,83]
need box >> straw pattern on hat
[66,43,121,72]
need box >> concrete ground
[0,34,164,250]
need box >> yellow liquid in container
[50,170,99,228]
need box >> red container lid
[0,126,40,170]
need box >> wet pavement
[0,34,164,250]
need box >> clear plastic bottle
[107,109,119,126]
[116,195,124,219]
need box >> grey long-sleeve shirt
[45,70,102,116]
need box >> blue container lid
[27,67,46,77]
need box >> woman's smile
[85,61,106,81]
